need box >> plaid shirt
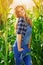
[16,17,29,40]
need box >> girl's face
[17,7,26,18]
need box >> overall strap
[22,25,32,45]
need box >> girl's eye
[21,9,23,10]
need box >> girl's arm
[17,34,24,51]
[16,18,24,52]
[28,37,32,48]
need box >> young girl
[13,5,32,65]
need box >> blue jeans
[13,25,32,65]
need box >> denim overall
[13,24,32,65]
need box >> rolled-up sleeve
[16,18,24,34]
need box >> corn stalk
[0,0,13,65]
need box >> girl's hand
[18,48,24,52]
[17,34,24,52]
[28,43,30,49]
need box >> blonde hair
[15,5,26,18]
[14,5,32,29]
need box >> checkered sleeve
[16,18,24,34]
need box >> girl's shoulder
[17,17,29,27]
[17,17,25,26]
[18,17,29,25]
[18,17,24,22]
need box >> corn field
[0,0,43,65]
